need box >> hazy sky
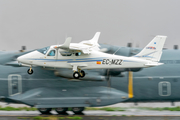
[0,0,180,50]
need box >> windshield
[37,46,50,55]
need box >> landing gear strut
[73,69,85,79]
[27,67,33,75]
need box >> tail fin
[57,37,72,49]
[80,32,101,48]
[134,35,167,62]
[89,32,101,44]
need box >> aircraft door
[47,49,57,58]
[158,81,171,96]
[46,49,57,66]
[8,74,22,96]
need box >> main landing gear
[73,70,85,79]
[27,67,33,75]
[38,107,85,115]
[38,108,52,114]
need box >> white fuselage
[17,46,153,70]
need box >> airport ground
[2,116,180,120]
[1,101,180,108]
[0,102,180,119]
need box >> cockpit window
[37,46,50,55]
[60,51,72,56]
[48,50,56,56]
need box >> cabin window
[48,50,56,56]
[37,46,50,55]
[60,51,72,56]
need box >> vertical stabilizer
[59,37,72,49]
[89,32,101,43]
[80,32,101,49]
[134,35,167,62]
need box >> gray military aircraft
[0,44,179,114]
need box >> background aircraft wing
[0,49,36,67]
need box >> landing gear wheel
[73,72,80,79]
[80,70,85,78]
[27,69,33,75]
[55,107,68,114]
[72,107,85,114]
[38,108,52,114]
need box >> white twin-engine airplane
[17,32,167,79]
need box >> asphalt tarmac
[1,102,180,119]
[0,110,180,116]
[0,110,180,120]
[1,116,180,120]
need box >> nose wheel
[27,68,33,75]
[73,70,85,79]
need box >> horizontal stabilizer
[145,62,164,67]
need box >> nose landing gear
[27,67,33,75]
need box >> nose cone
[17,54,28,64]
[17,50,44,65]
[17,51,36,64]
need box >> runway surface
[0,110,180,116]
[2,116,180,120]
[0,102,180,120]
[0,109,180,120]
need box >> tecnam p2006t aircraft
[17,32,167,79]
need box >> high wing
[56,32,101,54]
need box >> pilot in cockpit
[48,50,56,56]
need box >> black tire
[38,108,52,114]
[80,70,85,77]
[55,107,68,114]
[27,69,33,75]
[73,72,80,79]
[72,107,85,114]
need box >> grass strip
[0,106,37,111]
[3,106,180,112]
[140,106,180,111]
